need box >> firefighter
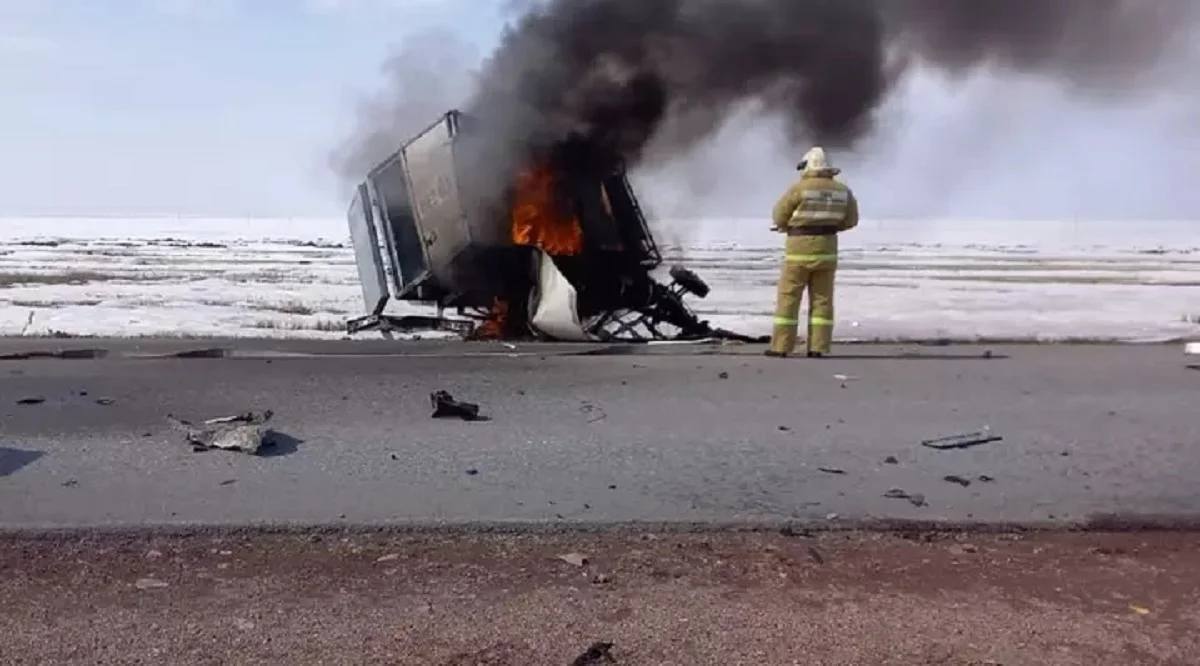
[766,146,859,358]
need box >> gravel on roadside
[3,530,1199,665]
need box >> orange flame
[511,162,584,256]
[477,163,585,340]
[474,297,508,340]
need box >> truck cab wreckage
[345,110,762,343]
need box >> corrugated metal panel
[346,183,389,315]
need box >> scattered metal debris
[978,474,995,483]
[883,456,899,465]
[134,577,169,590]
[718,371,729,379]
[883,488,927,507]
[817,467,846,475]
[94,397,116,406]
[431,390,485,421]
[833,374,859,382]
[943,475,972,487]
[580,402,607,423]
[557,553,589,567]
[16,396,44,405]
[921,430,1002,450]
[168,411,275,455]
[570,642,616,666]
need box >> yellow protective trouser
[769,235,837,355]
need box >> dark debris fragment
[883,488,927,507]
[570,641,617,665]
[431,390,486,421]
[921,431,1002,450]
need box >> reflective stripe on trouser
[769,261,836,355]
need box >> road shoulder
[4,530,1198,664]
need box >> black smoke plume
[336,0,1197,189]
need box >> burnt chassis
[344,110,752,343]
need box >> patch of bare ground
[2,531,1198,665]
[0,271,126,288]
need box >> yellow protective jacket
[770,168,859,270]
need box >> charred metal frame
[345,109,754,343]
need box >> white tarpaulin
[529,250,597,342]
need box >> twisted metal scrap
[167,410,275,455]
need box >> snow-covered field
[1,216,1198,342]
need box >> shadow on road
[261,431,303,458]
[578,347,1009,360]
[820,353,1010,360]
[0,446,45,477]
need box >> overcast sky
[3,0,1199,221]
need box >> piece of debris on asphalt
[580,402,607,423]
[430,390,485,421]
[570,641,616,665]
[943,475,972,487]
[167,411,275,455]
[920,430,1002,450]
[883,456,899,465]
[832,374,859,382]
[134,577,169,590]
[464,468,479,476]
[817,467,846,475]
[883,488,928,507]
[219,479,237,486]
[591,573,612,585]
[978,474,996,483]
[94,398,116,406]
[557,553,589,567]
[16,396,45,405]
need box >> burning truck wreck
[344,110,761,343]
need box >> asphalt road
[1,338,1197,531]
